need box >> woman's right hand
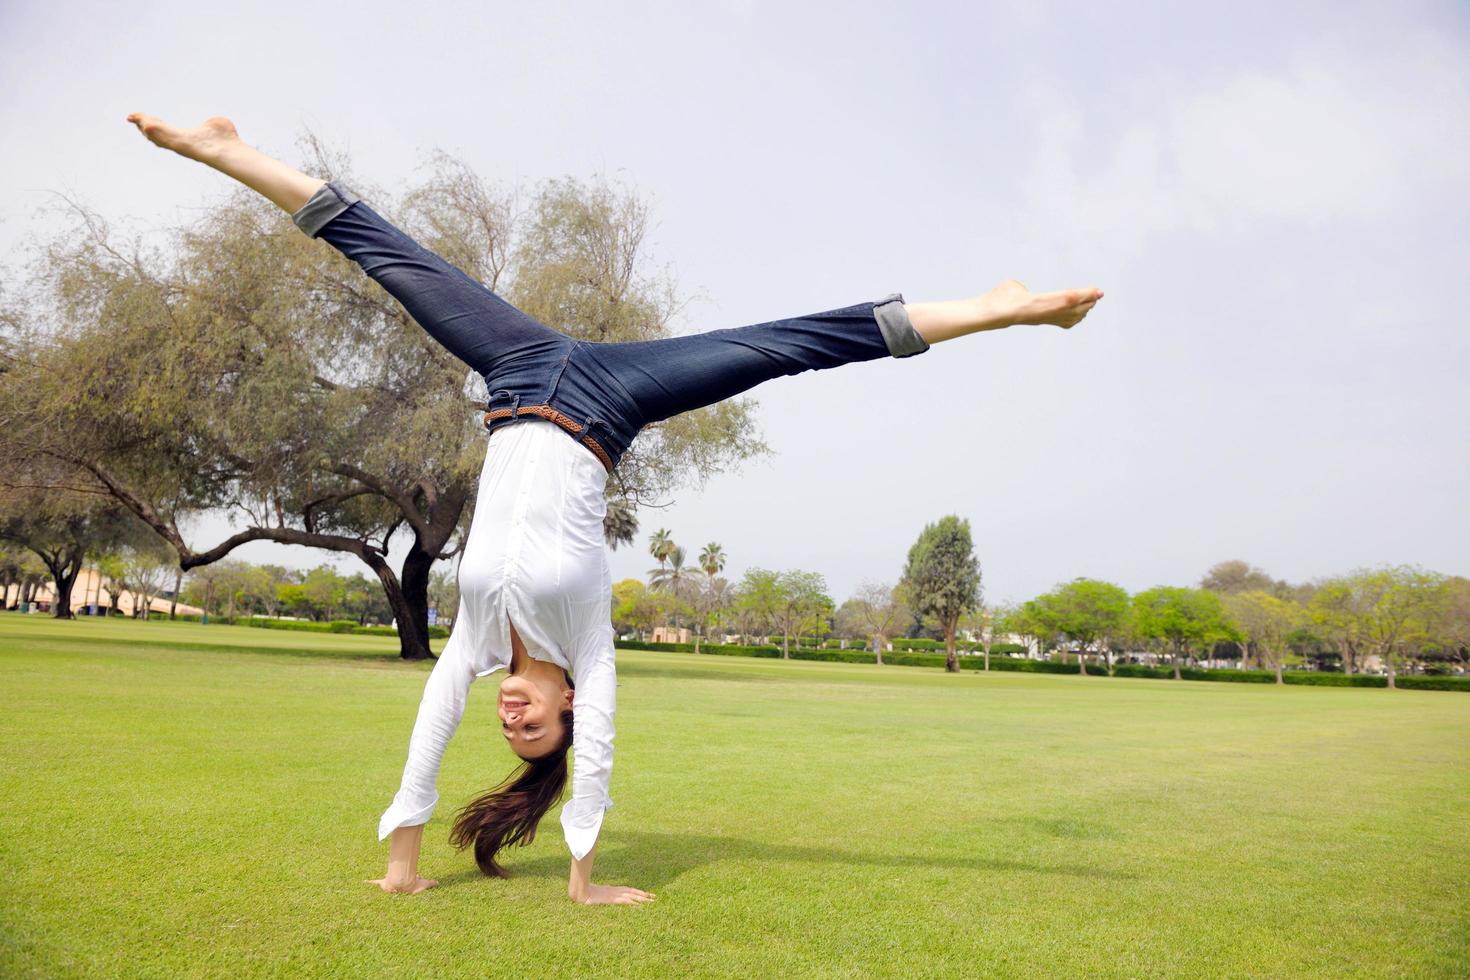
[367,873,439,895]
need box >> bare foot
[975,279,1104,331]
[125,113,240,163]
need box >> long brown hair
[448,708,575,877]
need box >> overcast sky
[3,0,1466,604]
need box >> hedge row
[168,614,449,639]
[613,639,1470,690]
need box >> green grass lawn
[2,615,1467,978]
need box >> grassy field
[1,615,1467,978]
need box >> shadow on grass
[433,828,1138,891]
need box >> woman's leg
[125,113,564,376]
[574,282,1103,428]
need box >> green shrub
[790,649,878,665]
[1395,675,1470,691]
[609,639,1469,690]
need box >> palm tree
[604,499,639,551]
[648,544,689,593]
[648,544,692,632]
[699,542,726,580]
[648,528,674,574]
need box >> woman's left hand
[571,883,655,905]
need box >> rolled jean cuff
[873,292,929,358]
[291,180,361,238]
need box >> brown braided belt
[482,405,615,473]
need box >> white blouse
[376,417,617,860]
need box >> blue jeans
[292,181,930,473]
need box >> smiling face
[497,671,573,761]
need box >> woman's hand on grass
[567,839,654,903]
[570,883,655,905]
[367,873,439,894]
[370,824,435,893]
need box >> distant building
[6,567,204,617]
[651,625,691,644]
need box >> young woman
[126,114,1102,905]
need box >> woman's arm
[561,624,653,903]
[567,842,654,905]
[370,601,479,893]
[367,824,438,894]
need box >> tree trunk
[944,623,958,673]
[873,634,884,666]
[169,567,181,619]
[1172,643,1182,680]
[1385,647,1396,690]
[46,553,82,619]
[1275,663,1283,685]
[782,630,789,659]
[1079,648,1087,675]
[387,542,434,661]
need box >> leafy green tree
[762,570,830,659]
[611,577,648,639]
[899,516,982,673]
[733,568,782,648]
[1352,566,1446,689]
[1224,591,1306,684]
[302,565,349,622]
[1029,579,1131,675]
[1308,576,1370,674]
[1131,586,1236,680]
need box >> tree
[648,529,674,576]
[1350,566,1446,689]
[603,499,639,551]
[303,565,349,621]
[733,568,782,648]
[1131,586,1236,680]
[1,146,766,659]
[427,565,459,624]
[118,540,175,618]
[1029,579,1131,676]
[611,577,649,639]
[981,601,1020,671]
[846,580,910,666]
[1435,577,1470,674]
[0,480,143,619]
[1308,576,1371,674]
[690,574,733,653]
[899,516,982,673]
[1224,591,1305,684]
[1200,560,1290,598]
[765,570,829,659]
[698,542,726,579]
